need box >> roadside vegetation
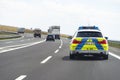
[0,31,21,40]
[0,36,21,40]
[0,24,76,40]
[108,40,120,49]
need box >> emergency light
[78,26,100,30]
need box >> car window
[47,35,53,38]
[77,31,103,37]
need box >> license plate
[86,42,94,45]
[87,48,93,50]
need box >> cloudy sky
[0,0,120,40]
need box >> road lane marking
[27,39,31,41]
[59,40,63,49]
[15,75,27,80]
[54,40,63,53]
[0,40,45,53]
[59,40,63,48]
[0,44,30,50]
[6,41,13,43]
[55,49,59,53]
[109,52,120,60]
[41,56,52,64]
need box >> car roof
[77,29,101,32]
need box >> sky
[0,0,120,40]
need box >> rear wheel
[103,55,108,60]
[34,34,36,38]
[70,54,75,59]
[39,35,41,38]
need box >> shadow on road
[62,56,106,61]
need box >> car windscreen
[77,31,103,37]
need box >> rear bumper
[46,39,55,41]
[70,50,109,55]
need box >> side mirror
[105,37,108,40]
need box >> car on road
[46,34,55,41]
[69,26,109,59]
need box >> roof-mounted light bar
[78,26,100,30]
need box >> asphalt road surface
[0,33,120,80]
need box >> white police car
[70,26,109,59]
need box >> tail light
[72,39,81,44]
[98,40,107,44]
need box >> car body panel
[46,34,55,41]
[69,26,109,59]
[70,37,108,51]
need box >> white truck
[48,26,60,39]
[17,28,25,33]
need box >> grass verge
[0,36,21,40]
[108,41,120,49]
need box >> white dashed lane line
[41,40,63,64]
[59,40,63,49]
[54,49,59,53]
[41,56,52,64]
[15,75,27,80]
[0,40,45,54]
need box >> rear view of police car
[70,26,109,59]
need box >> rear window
[47,35,54,38]
[77,31,103,37]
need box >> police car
[69,26,109,59]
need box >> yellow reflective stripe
[70,38,108,51]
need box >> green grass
[0,31,17,35]
[108,41,120,49]
[0,36,21,40]
[0,32,21,40]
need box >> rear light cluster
[72,39,107,44]
[98,40,107,44]
[72,39,81,44]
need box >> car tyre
[70,54,74,59]
[103,55,108,60]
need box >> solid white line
[0,44,28,50]
[55,49,59,53]
[15,75,27,80]
[41,56,52,64]
[109,52,120,60]
[0,40,45,53]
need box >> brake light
[98,40,107,44]
[72,39,81,44]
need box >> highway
[0,33,120,80]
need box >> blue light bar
[78,26,100,30]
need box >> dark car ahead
[46,34,55,41]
